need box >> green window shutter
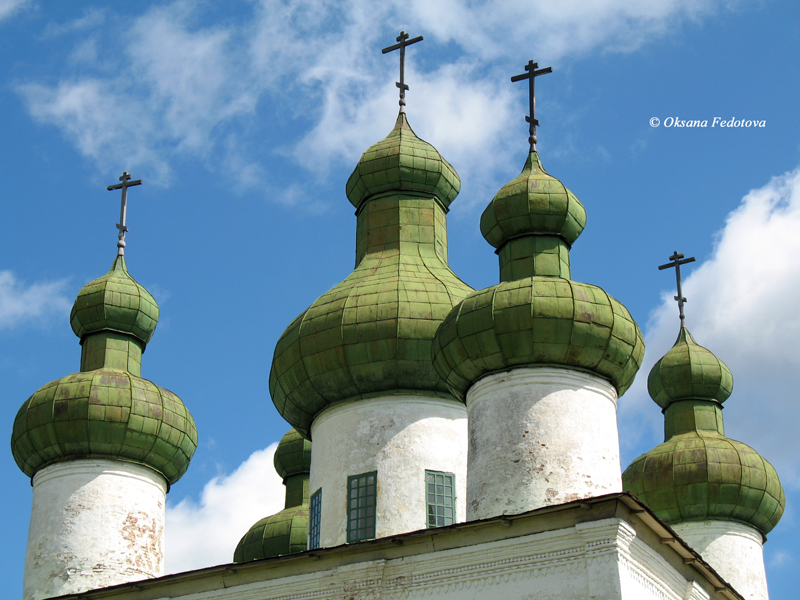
[309,488,322,550]
[426,471,455,528]
[347,471,377,542]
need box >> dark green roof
[481,152,586,249]
[11,369,197,485]
[71,256,159,345]
[346,113,460,210]
[623,431,784,535]
[432,277,644,399]
[273,429,311,480]
[648,327,733,408]
[233,505,309,562]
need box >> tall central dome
[269,112,473,439]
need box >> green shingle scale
[273,429,311,480]
[648,327,733,409]
[233,505,310,563]
[480,152,586,250]
[622,430,785,535]
[346,113,460,211]
[11,369,197,484]
[71,256,159,344]
[431,277,644,400]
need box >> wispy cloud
[0,271,71,329]
[42,7,107,38]
[16,0,736,198]
[165,444,284,573]
[619,163,800,488]
[0,0,29,24]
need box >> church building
[10,32,783,600]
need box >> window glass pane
[425,471,455,528]
[309,489,322,550]
[347,471,377,543]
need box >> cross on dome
[511,60,552,152]
[382,30,423,113]
[107,171,142,256]
[658,250,696,327]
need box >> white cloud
[165,444,285,573]
[42,7,107,37]
[16,0,739,197]
[0,271,71,329]
[619,164,800,488]
[0,0,29,23]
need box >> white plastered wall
[309,395,468,548]
[466,366,621,520]
[23,459,167,600]
[672,520,769,600]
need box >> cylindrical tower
[269,112,472,547]
[432,146,644,520]
[11,254,197,600]
[234,429,312,561]
[623,326,784,600]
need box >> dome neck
[284,473,309,509]
[355,192,449,267]
[80,331,145,376]
[664,399,725,440]
[498,235,571,281]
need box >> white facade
[466,366,621,520]
[23,459,167,600]
[309,395,468,547]
[672,520,769,600]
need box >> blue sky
[2,1,799,598]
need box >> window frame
[346,471,377,543]
[425,470,456,528]
[308,488,322,550]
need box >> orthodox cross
[511,60,552,152]
[107,171,142,256]
[658,250,696,327]
[382,30,423,113]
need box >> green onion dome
[432,152,643,401]
[11,255,196,485]
[270,114,473,439]
[481,152,586,249]
[648,327,733,409]
[345,113,460,211]
[71,256,159,345]
[234,429,310,562]
[622,328,784,535]
[273,428,312,481]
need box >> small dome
[648,327,733,409]
[622,432,784,535]
[345,113,460,210]
[233,505,309,562]
[70,256,158,345]
[11,369,197,485]
[432,277,644,400]
[273,429,311,480]
[481,152,586,249]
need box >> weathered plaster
[24,459,167,600]
[466,366,621,519]
[309,395,468,547]
[673,520,768,600]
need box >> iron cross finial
[658,250,696,327]
[511,60,553,152]
[107,171,142,256]
[382,30,423,113]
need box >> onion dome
[11,254,196,485]
[432,152,644,401]
[270,114,473,439]
[345,113,460,211]
[71,256,159,344]
[648,327,733,409]
[234,429,310,562]
[622,328,784,535]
